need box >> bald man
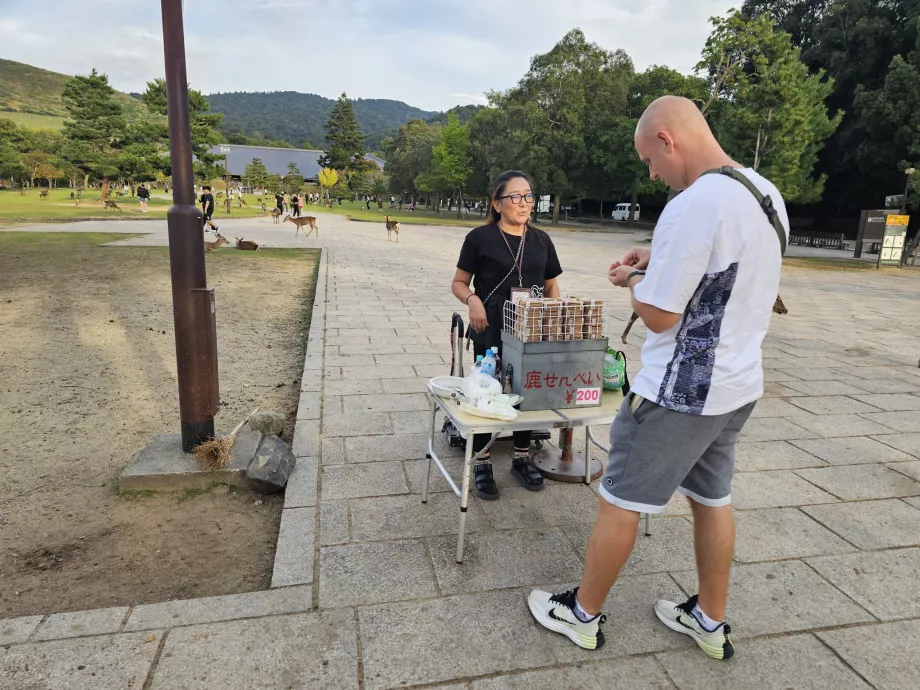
[529,96,788,660]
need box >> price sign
[575,387,601,405]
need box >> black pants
[471,341,531,454]
[292,205,300,217]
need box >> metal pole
[161,0,218,451]
[222,146,231,214]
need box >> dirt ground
[0,233,319,617]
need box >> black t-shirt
[138,187,149,199]
[275,194,284,208]
[199,192,214,214]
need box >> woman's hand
[468,296,488,333]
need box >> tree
[283,161,303,194]
[36,161,61,190]
[19,151,50,188]
[318,167,338,198]
[302,139,313,150]
[318,93,365,172]
[382,119,442,198]
[423,113,472,218]
[243,158,269,189]
[627,65,708,116]
[264,173,283,193]
[61,69,126,199]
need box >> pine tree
[318,93,365,171]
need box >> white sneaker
[654,594,734,660]
[528,588,606,650]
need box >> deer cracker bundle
[562,298,584,340]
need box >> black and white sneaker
[528,587,606,650]
[654,594,734,660]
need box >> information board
[878,214,909,267]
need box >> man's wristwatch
[626,270,646,286]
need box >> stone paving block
[381,376,430,393]
[803,499,920,549]
[320,539,438,607]
[738,418,818,442]
[563,516,696,576]
[270,507,315,588]
[322,395,344,415]
[404,456,468,494]
[471,656,673,690]
[807,547,920,620]
[292,419,320,457]
[427,529,583,595]
[341,365,417,379]
[780,379,871,396]
[295,392,321,420]
[322,461,409,500]
[322,435,345,465]
[656,633,872,690]
[358,590,557,690]
[350,492,487,541]
[819,620,920,690]
[843,378,920,394]
[323,412,393,437]
[299,369,322,392]
[795,464,920,500]
[325,353,376,367]
[784,413,896,438]
[847,366,909,380]
[735,441,827,471]
[762,382,808,397]
[0,631,162,690]
[324,378,383,396]
[775,367,851,381]
[786,395,882,415]
[671,560,873,637]
[733,507,855,562]
[320,500,349,546]
[339,343,405,356]
[149,611,358,690]
[375,353,444,366]
[732,470,838,509]
[0,615,42,646]
[478,483,599,529]
[762,368,805,382]
[861,410,920,433]
[851,393,920,411]
[750,397,809,417]
[391,410,431,433]
[887,460,920,481]
[346,393,429,414]
[124,587,312,632]
[33,607,128,641]
[790,436,914,466]
[346,433,431,463]
[416,364,451,378]
[871,432,920,458]
[905,495,920,509]
[284,456,317,508]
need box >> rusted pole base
[532,428,603,483]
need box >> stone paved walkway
[3,214,920,689]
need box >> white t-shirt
[631,168,787,416]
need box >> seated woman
[451,170,563,500]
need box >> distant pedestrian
[199,185,219,232]
[275,192,284,214]
[292,193,301,217]
[137,184,150,213]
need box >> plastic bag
[603,348,630,393]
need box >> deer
[385,215,400,242]
[270,207,282,223]
[260,203,268,215]
[39,190,48,199]
[284,215,318,237]
[103,200,122,211]
[70,191,75,200]
[237,196,248,208]
[235,237,259,250]
[204,233,228,252]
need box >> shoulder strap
[701,166,787,256]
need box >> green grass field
[1,111,65,129]
[321,199,484,227]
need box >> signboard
[854,209,893,258]
[537,195,551,213]
[878,214,909,267]
[885,194,905,209]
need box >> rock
[246,435,295,494]
[248,411,285,437]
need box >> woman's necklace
[497,222,526,286]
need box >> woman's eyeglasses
[498,192,535,204]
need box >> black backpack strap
[701,166,787,256]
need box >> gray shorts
[599,392,755,514]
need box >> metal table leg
[456,435,474,563]
[422,396,437,504]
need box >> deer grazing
[205,234,229,252]
[39,190,48,199]
[235,237,259,250]
[270,207,282,224]
[284,215,318,237]
[385,215,400,242]
[103,200,122,211]
[260,203,268,215]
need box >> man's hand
[608,264,639,288]
[611,247,651,271]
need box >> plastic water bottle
[491,346,501,379]
[473,355,484,375]
[481,349,497,378]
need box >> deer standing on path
[284,215,318,237]
[385,216,400,242]
[39,190,48,199]
[270,208,282,223]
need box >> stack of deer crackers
[513,296,603,342]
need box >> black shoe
[474,462,499,500]
[511,456,544,491]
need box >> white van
[611,203,639,222]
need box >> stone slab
[0,615,42,646]
[762,382,808,397]
[795,464,920,500]
[374,353,445,366]
[803,499,920,549]
[323,412,393,437]
[322,436,345,465]
[391,410,431,433]
[345,433,430,463]
[738,418,818,442]
[319,539,438,607]
[861,410,920,433]
[774,367,851,381]
[358,589,558,690]
[283,456,317,508]
[340,365,417,380]
[322,461,409,500]
[749,398,810,418]
[732,470,838,509]
[906,496,920,510]
[33,607,128,641]
[819,620,920,690]
[871,432,920,458]
[656,633,872,690]
[786,395,881,415]
[0,631,162,690]
[471,655,673,689]
[427,529,583,595]
[671,560,874,637]
[350,492,487,542]
[734,441,827,471]
[381,377,430,393]
[780,379,872,396]
[477,483,600,529]
[563,517,696,576]
[319,500,349,546]
[790,436,914,465]
[324,378,383,396]
[345,393,429,414]
[850,393,920,411]
[148,611,358,690]
[807,547,920,620]
[124,586,312,631]
[294,392,321,420]
[784,414,896,438]
[733,508,856,562]
[842,378,920,394]
[270,507,315,588]
[887,460,920,481]
[118,430,261,492]
[299,369,322,392]
[291,419,320,457]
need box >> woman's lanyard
[498,224,527,287]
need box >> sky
[0,0,732,112]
